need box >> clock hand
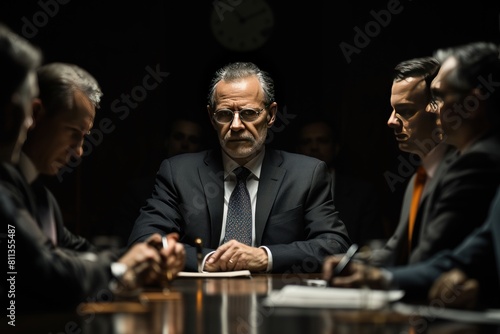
[240,8,267,23]
[232,8,244,22]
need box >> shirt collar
[222,147,265,180]
[421,142,449,179]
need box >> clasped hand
[205,239,268,272]
[117,232,186,289]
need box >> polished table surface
[11,273,500,334]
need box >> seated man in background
[105,115,207,246]
[323,41,500,309]
[128,61,351,273]
[295,114,385,247]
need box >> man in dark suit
[370,57,459,266]
[0,53,185,313]
[128,62,351,273]
[323,42,500,308]
[295,114,385,246]
[20,62,175,254]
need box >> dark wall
[2,0,500,239]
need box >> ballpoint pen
[328,243,359,287]
[162,235,168,249]
[195,238,203,273]
[161,235,172,284]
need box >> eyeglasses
[212,108,264,124]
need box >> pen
[328,243,359,286]
[162,235,168,249]
[195,238,203,273]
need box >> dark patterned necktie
[224,167,252,245]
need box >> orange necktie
[408,166,427,252]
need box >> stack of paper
[262,285,404,309]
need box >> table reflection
[41,275,500,334]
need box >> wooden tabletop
[10,273,498,334]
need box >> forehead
[58,89,95,124]
[391,77,427,104]
[432,57,457,91]
[214,76,263,105]
[26,72,39,98]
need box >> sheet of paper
[262,285,405,309]
[393,302,500,324]
[177,270,251,278]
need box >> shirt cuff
[379,268,396,289]
[200,251,215,272]
[260,246,272,272]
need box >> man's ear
[30,98,45,129]
[266,102,277,128]
[467,88,486,119]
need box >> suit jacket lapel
[200,150,225,248]
[400,174,415,227]
[255,149,285,245]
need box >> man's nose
[387,110,400,128]
[230,112,245,130]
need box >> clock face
[210,0,274,52]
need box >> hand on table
[428,268,478,309]
[205,240,268,272]
[321,255,387,289]
[145,232,186,281]
[117,233,185,289]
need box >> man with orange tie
[370,56,457,266]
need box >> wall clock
[210,0,274,52]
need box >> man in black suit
[370,57,459,266]
[0,51,185,313]
[323,42,500,308]
[128,62,351,273]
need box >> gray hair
[207,62,275,109]
[434,41,500,117]
[37,62,103,117]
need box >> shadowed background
[1,0,499,241]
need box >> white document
[393,302,500,324]
[262,285,405,309]
[177,270,251,278]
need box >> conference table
[12,273,500,334]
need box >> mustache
[224,134,254,141]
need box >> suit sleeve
[370,178,414,267]
[1,191,118,313]
[127,159,183,245]
[410,152,500,263]
[265,161,351,273]
[390,189,499,305]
